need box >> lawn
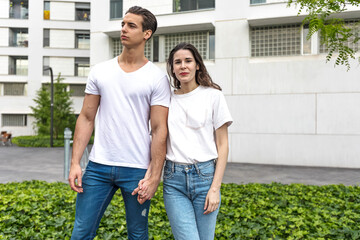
[1,181,360,239]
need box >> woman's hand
[204,187,220,214]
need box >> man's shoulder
[145,61,167,79]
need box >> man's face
[121,13,150,47]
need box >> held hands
[204,187,220,214]
[68,163,83,193]
[132,177,160,205]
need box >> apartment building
[91,0,360,168]
[1,0,359,168]
[0,0,90,136]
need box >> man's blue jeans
[163,160,220,240]
[71,161,151,240]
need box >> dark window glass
[43,29,50,47]
[75,30,90,49]
[75,3,90,21]
[250,0,266,4]
[174,0,214,12]
[75,58,90,77]
[110,0,123,19]
[152,36,159,62]
[9,0,28,19]
[9,28,28,47]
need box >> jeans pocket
[163,166,174,180]
[198,164,215,181]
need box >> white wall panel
[50,29,75,48]
[231,133,360,168]
[0,28,8,46]
[214,59,232,95]
[215,19,249,59]
[317,93,360,135]
[123,0,172,15]
[0,0,9,18]
[227,94,316,134]
[233,57,360,95]
[49,57,74,76]
[50,2,75,21]
[0,56,9,75]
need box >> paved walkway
[1,145,360,185]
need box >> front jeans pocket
[198,164,215,181]
[163,166,174,180]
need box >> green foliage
[287,0,360,71]
[12,135,94,147]
[30,73,77,139]
[1,181,360,239]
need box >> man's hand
[68,163,83,193]
[132,177,160,204]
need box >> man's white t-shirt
[166,86,233,164]
[85,57,170,169]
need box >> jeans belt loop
[194,162,200,174]
[171,161,175,173]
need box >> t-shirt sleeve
[213,91,233,130]
[151,75,171,107]
[85,66,100,95]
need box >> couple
[68,6,232,240]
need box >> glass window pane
[4,83,25,96]
[2,114,27,126]
[110,0,123,19]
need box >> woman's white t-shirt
[166,86,233,164]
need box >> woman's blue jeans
[71,161,151,240]
[163,160,220,240]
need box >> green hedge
[1,181,360,239]
[12,135,94,147]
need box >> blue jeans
[71,161,151,240]
[163,160,220,240]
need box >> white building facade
[0,0,90,136]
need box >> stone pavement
[1,145,360,185]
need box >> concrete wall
[0,28,8,46]
[0,56,8,74]
[49,57,75,76]
[0,0,9,18]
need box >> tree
[287,0,360,70]
[31,73,76,139]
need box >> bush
[12,135,94,147]
[1,182,360,239]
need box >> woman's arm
[204,123,229,214]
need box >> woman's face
[172,49,199,86]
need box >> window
[70,84,86,97]
[302,25,311,55]
[251,24,301,57]
[44,1,50,20]
[3,83,25,96]
[75,30,90,49]
[319,20,360,54]
[43,29,50,47]
[9,0,28,19]
[174,0,215,12]
[9,56,28,75]
[2,114,27,127]
[110,0,123,19]
[9,28,28,47]
[75,3,90,21]
[75,58,90,77]
[250,0,266,4]
[43,56,49,75]
[165,31,213,60]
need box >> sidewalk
[1,145,360,185]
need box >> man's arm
[68,94,100,193]
[132,105,168,203]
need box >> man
[69,6,170,240]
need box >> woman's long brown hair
[167,42,221,91]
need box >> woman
[163,42,233,240]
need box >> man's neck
[118,45,148,72]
